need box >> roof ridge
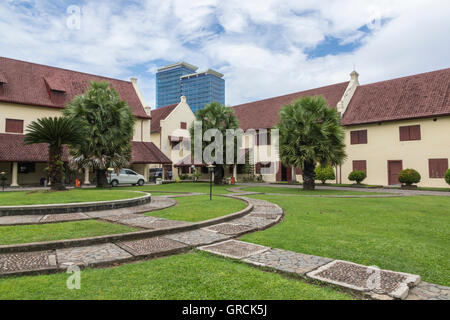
[232,81,349,108]
[0,56,132,84]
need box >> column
[291,167,297,182]
[11,162,19,187]
[233,164,237,182]
[144,164,150,182]
[84,168,91,185]
[162,165,166,181]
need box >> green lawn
[146,195,247,222]
[0,252,353,300]
[0,220,136,245]
[241,195,450,286]
[118,182,232,194]
[0,189,143,206]
[240,186,385,195]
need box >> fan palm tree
[277,96,346,190]
[63,81,136,188]
[189,102,239,184]
[24,117,84,191]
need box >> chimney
[180,95,187,103]
[336,70,360,116]
[144,106,151,116]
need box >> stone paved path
[0,188,447,300]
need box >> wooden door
[388,160,403,185]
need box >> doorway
[388,160,403,185]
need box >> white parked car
[107,169,145,187]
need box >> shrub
[315,165,335,184]
[446,169,450,186]
[398,169,421,186]
[348,170,366,184]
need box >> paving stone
[247,213,282,220]
[307,260,421,299]
[165,229,229,246]
[101,213,141,222]
[0,251,57,274]
[231,216,274,229]
[56,243,132,267]
[0,215,43,225]
[117,237,188,256]
[40,213,90,223]
[118,216,161,228]
[145,219,193,229]
[251,205,283,215]
[244,248,332,275]
[205,223,256,235]
[200,240,269,259]
[406,281,450,300]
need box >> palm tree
[24,117,84,191]
[277,96,346,190]
[63,81,135,188]
[189,102,239,184]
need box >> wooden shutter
[399,126,409,141]
[350,130,367,144]
[429,159,448,178]
[409,125,421,140]
[359,130,367,144]
[180,122,187,129]
[5,119,24,133]
[350,131,358,144]
[352,160,367,174]
[255,163,261,174]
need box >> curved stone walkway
[0,188,448,300]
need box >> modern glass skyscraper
[156,62,225,112]
[156,62,198,109]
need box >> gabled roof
[0,57,150,119]
[131,141,172,164]
[150,103,178,133]
[232,82,349,130]
[341,68,450,126]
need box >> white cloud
[0,0,449,107]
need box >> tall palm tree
[189,102,239,184]
[277,96,346,190]
[24,117,84,191]
[63,81,136,188]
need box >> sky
[0,0,449,108]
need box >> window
[17,162,35,174]
[429,159,448,178]
[180,122,187,129]
[256,130,271,146]
[5,119,24,133]
[350,130,367,144]
[352,160,367,174]
[399,125,421,141]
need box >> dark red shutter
[399,126,409,141]
[359,130,367,144]
[5,119,24,133]
[350,131,358,144]
[255,163,261,174]
[352,160,367,174]
[180,122,187,129]
[410,125,421,140]
[429,159,448,178]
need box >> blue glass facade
[156,63,197,108]
[156,62,225,112]
[181,73,225,113]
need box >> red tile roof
[131,141,172,164]
[341,68,450,126]
[232,82,349,130]
[0,57,150,119]
[0,133,69,162]
[0,134,171,164]
[150,103,178,133]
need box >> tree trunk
[96,169,109,188]
[302,161,316,190]
[214,165,224,185]
[48,146,66,191]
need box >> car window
[119,169,126,175]
[125,170,137,175]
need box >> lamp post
[0,172,6,192]
[207,164,215,200]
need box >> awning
[0,133,69,162]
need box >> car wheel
[138,179,144,186]
[111,180,119,187]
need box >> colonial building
[150,96,196,179]
[230,68,450,187]
[0,57,171,187]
